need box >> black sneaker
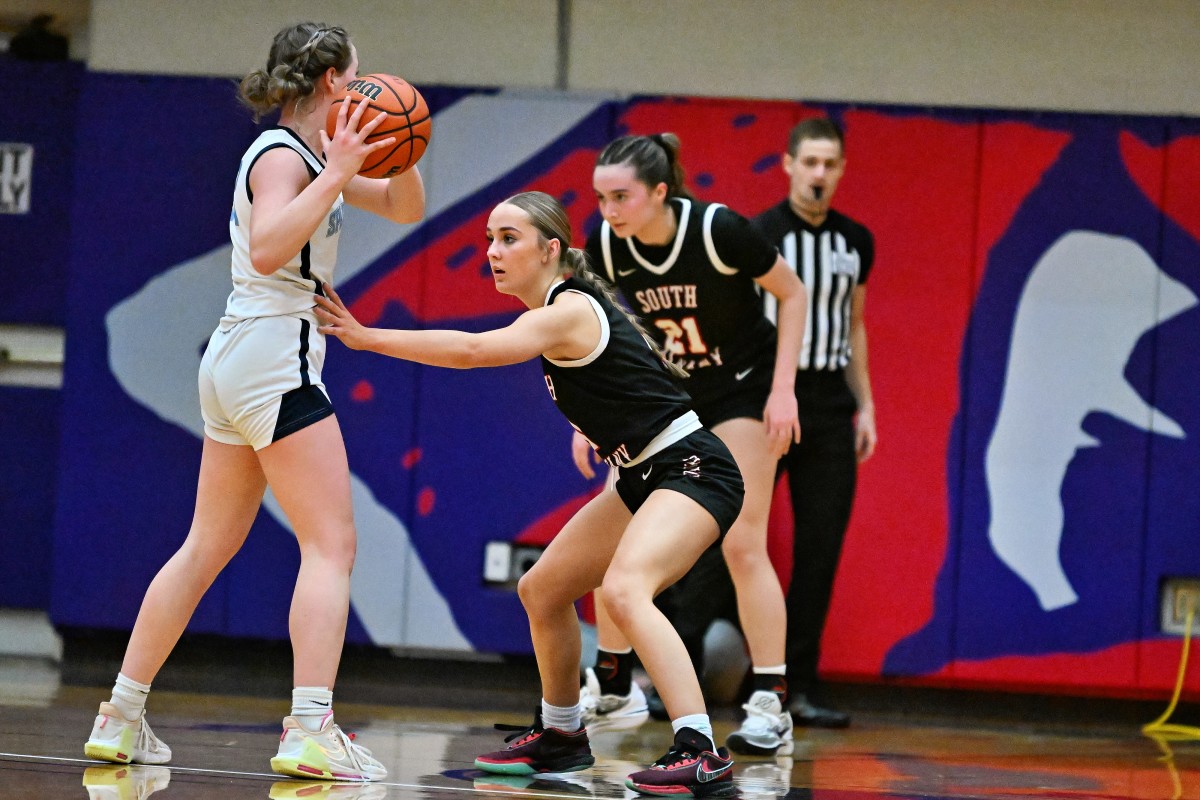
[472,772,594,795]
[644,684,670,721]
[625,727,735,797]
[474,711,594,775]
[788,694,850,728]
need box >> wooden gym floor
[2,632,1199,799]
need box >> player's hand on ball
[314,283,370,349]
[323,74,431,179]
[320,97,395,182]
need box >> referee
[754,116,877,728]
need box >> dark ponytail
[595,133,693,200]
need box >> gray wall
[21,0,1200,116]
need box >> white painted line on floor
[0,752,608,799]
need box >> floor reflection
[83,764,171,799]
[0,655,1199,800]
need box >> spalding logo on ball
[326,73,431,179]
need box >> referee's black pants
[782,369,858,695]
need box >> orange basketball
[326,73,431,179]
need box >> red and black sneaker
[474,711,594,776]
[625,727,735,797]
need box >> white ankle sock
[541,698,582,732]
[291,686,333,731]
[110,673,150,721]
[672,714,715,750]
[752,663,786,675]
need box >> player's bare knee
[721,531,766,576]
[598,572,650,629]
[516,567,563,618]
[179,534,242,576]
[297,529,356,573]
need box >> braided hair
[238,22,353,120]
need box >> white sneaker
[579,667,649,732]
[82,764,171,800]
[85,703,172,765]
[736,757,792,799]
[269,780,388,799]
[270,715,387,782]
[725,690,794,757]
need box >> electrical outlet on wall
[1160,577,1200,636]
[482,541,545,588]
[482,541,512,583]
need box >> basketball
[326,73,431,179]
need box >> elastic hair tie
[649,133,673,164]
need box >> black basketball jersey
[585,198,779,405]
[753,202,874,371]
[541,277,697,467]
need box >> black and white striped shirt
[753,202,874,371]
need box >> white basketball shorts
[199,312,333,450]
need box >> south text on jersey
[633,284,698,314]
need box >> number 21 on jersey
[655,316,708,355]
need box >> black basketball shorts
[614,428,744,539]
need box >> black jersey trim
[276,125,326,167]
[543,277,567,306]
[300,241,314,287]
[297,318,312,387]
[272,384,334,443]
[244,142,294,204]
[244,129,321,203]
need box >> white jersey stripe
[600,221,616,283]
[542,286,611,368]
[701,203,739,276]
[624,198,692,275]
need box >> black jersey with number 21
[586,198,778,406]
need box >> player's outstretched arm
[314,283,586,369]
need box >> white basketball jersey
[222,127,344,326]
